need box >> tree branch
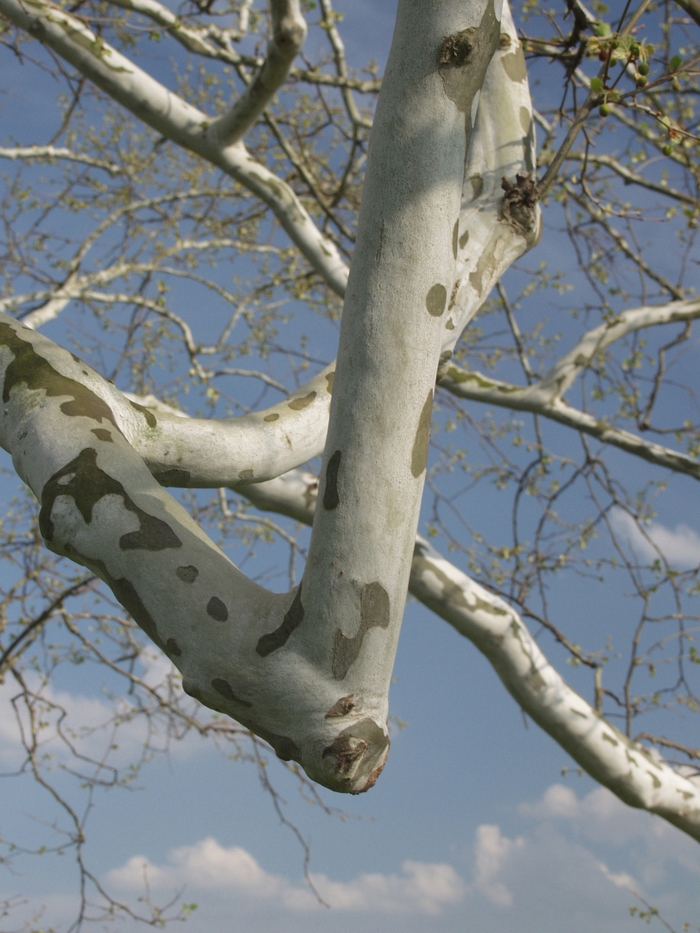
[439,299,700,480]
[242,470,700,844]
[0,0,502,794]
[0,0,349,296]
[0,144,124,175]
[318,0,372,129]
[207,0,308,148]
[440,3,542,357]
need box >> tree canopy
[0,0,699,926]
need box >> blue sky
[0,1,699,931]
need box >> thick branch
[409,537,700,843]
[243,471,700,844]
[0,0,502,795]
[5,1,540,496]
[674,0,700,27]
[0,0,538,347]
[0,319,335,485]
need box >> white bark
[439,298,700,480]
[244,470,700,844]
[0,145,123,174]
[409,538,700,843]
[441,1,541,355]
[0,0,502,793]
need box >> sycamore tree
[0,0,699,924]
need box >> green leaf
[670,54,682,69]
[590,77,604,93]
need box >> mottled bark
[0,0,502,793]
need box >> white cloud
[98,786,700,931]
[518,783,700,887]
[472,824,524,907]
[520,782,667,845]
[597,861,637,890]
[106,837,465,915]
[311,859,464,915]
[611,509,700,567]
[518,782,647,844]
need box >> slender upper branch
[318,0,371,129]
[439,299,700,480]
[107,0,380,91]
[537,299,700,399]
[207,0,308,148]
[0,145,124,175]
[0,0,349,296]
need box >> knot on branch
[439,30,474,67]
[501,172,540,240]
[274,18,306,50]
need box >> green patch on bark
[438,0,500,113]
[40,447,182,553]
[333,581,390,680]
[206,596,229,622]
[211,678,252,706]
[0,321,119,429]
[411,390,433,477]
[256,585,305,657]
[323,450,342,510]
[128,399,157,428]
[501,46,527,82]
[426,284,447,317]
[151,467,191,487]
[176,565,199,583]
[288,391,317,410]
[67,551,179,659]
[255,726,302,763]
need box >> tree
[0,0,699,924]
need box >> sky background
[0,1,699,931]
